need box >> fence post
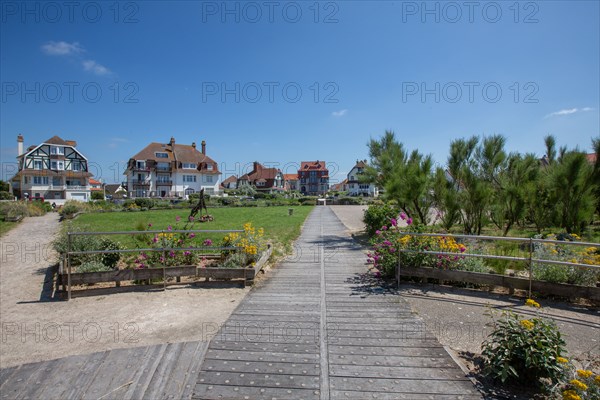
[528,238,533,299]
[67,232,72,301]
[396,244,401,291]
[162,240,167,292]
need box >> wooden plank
[0,366,17,390]
[193,384,320,400]
[142,342,185,399]
[399,266,600,300]
[14,359,60,399]
[35,353,96,399]
[123,344,167,400]
[330,390,482,400]
[201,360,320,376]
[197,371,320,390]
[179,342,210,400]
[0,362,45,399]
[329,376,479,394]
[329,364,469,379]
[205,349,319,364]
[60,351,109,399]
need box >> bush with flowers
[367,212,482,277]
[220,222,267,268]
[532,233,599,287]
[481,299,567,387]
[132,216,203,269]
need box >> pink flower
[382,226,388,231]
[184,251,191,256]
[390,218,397,227]
[176,216,181,222]
[188,216,195,222]
[460,246,466,253]
[153,236,158,243]
[374,271,381,278]
[148,223,152,227]
[169,251,176,257]
[189,233,196,238]
[400,212,407,221]
[203,239,213,246]
[159,256,165,262]
[383,240,392,246]
[167,225,172,231]
[375,230,381,235]
[407,217,413,225]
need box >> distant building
[330,178,348,193]
[124,137,221,198]
[283,174,299,191]
[11,134,93,202]
[89,178,102,192]
[347,160,378,197]
[298,161,329,195]
[237,162,284,193]
[221,175,238,190]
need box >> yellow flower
[520,319,534,330]
[525,299,541,308]
[562,390,581,400]
[577,369,593,379]
[570,379,588,391]
[595,375,600,385]
[557,357,569,364]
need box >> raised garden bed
[59,245,272,298]
[397,266,600,301]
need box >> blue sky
[1,1,598,184]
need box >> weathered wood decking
[0,341,207,399]
[0,207,482,399]
[194,207,482,399]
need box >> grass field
[0,221,19,237]
[69,206,314,253]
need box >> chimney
[17,134,24,156]
[192,142,196,149]
[66,140,77,147]
[170,136,175,146]
[201,140,206,155]
[253,161,260,172]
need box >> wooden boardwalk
[0,207,481,399]
[0,341,208,400]
[194,207,482,399]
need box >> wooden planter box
[397,266,600,301]
[59,245,272,298]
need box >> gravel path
[0,213,249,368]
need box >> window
[33,176,49,185]
[33,160,43,170]
[205,175,213,183]
[157,162,170,171]
[207,164,213,171]
[155,152,168,158]
[136,161,146,169]
[182,163,196,169]
[183,175,196,183]
[50,146,64,155]
[72,161,81,171]
[51,161,64,170]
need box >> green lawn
[69,206,314,252]
[0,220,19,237]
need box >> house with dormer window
[298,161,329,195]
[124,137,221,198]
[347,160,378,197]
[11,134,93,202]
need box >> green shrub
[363,203,398,236]
[91,191,104,200]
[1,202,28,218]
[99,237,122,268]
[299,197,317,206]
[53,224,104,266]
[482,302,566,386]
[77,260,113,273]
[134,198,155,209]
[26,202,47,216]
[0,191,13,200]
[60,203,79,217]
[338,197,362,205]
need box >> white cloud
[41,41,83,56]
[545,107,593,118]
[82,60,111,76]
[332,109,348,117]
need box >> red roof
[242,162,281,182]
[89,178,101,185]
[283,174,298,181]
[587,153,597,163]
[300,161,328,172]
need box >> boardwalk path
[194,206,481,399]
[0,207,481,399]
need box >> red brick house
[298,161,329,195]
[237,162,284,193]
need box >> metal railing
[64,228,244,300]
[395,232,599,297]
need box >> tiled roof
[300,161,328,171]
[283,174,298,181]
[44,136,69,146]
[89,178,101,185]
[355,160,367,168]
[13,170,92,178]
[129,140,220,173]
[245,163,280,181]
[587,153,597,163]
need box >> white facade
[347,165,378,197]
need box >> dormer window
[50,146,64,155]
[155,152,168,158]
[182,163,196,169]
[136,161,146,169]
[51,160,64,170]
[33,160,43,170]
[206,164,214,171]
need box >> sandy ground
[0,213,249,368]
[329,205,600,369]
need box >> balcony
[155,165,172,172]
[66,185,87,190]
[48,184,66,190]
[155,179,173,185]
[131,179,150,187]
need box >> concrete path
[194,206,482,399]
